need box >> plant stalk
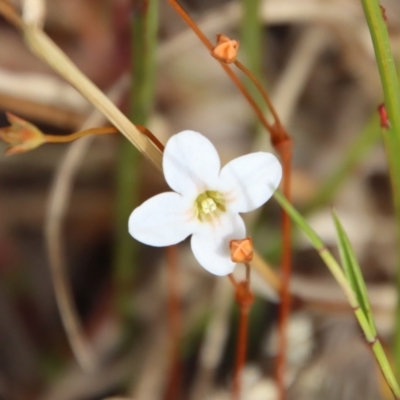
[114,0,158,325]
[359,0,400,374]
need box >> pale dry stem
[45,136,96,373]
[22,0,46,28]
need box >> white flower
[128,130,282,276]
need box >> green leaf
[332,210,376,336]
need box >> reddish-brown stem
[136,125,165,152]
[229,265,254,400]
[275,139,292,400]
[232,65,293,393]
[235,49,293,400]
[235,38,293,400]
[233,304,250,400]
[167,0,273,134]
[164,245,182,400]
[167,2,293,398]
[234,48,292,400]
[44,127,119,143]
[44,124,165,152]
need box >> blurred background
[0,0,399,399]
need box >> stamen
[201,198,217,214]
[195,190,226,222]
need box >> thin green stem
[114,0,158,325]
[273,191,357,315]
[357,307,400,399]
[361,2,400,128]
[356,306,400,399]
[360,0,400,373]
[274,189,400,398]
[372,341,400,400]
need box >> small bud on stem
[230,237,253,263]
[211,33,239,64]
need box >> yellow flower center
[195,190,226,222]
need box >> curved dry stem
[45,76,129,372]
[45,135,96,372]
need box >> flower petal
[191,212,246,276]
[128,192,194,247]
[163,130,221,198]
[219,152,282,213]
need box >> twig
[45,135,95,372]
[230,266,254,400]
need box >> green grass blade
[360,0,400,128]
[360,0,400,373]
[332,210,377,336]
[274,190,400,398]
[272,190,358,307]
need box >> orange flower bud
[211,33,239,64]
[230,237,253,263]
[0,112,46,155]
